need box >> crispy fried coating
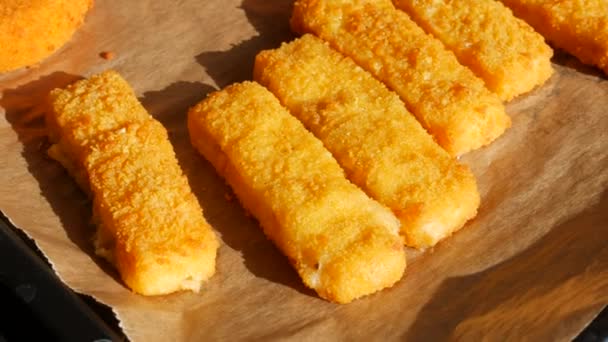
[46,70,219,295]
[46,71,149,192]
[394,0,553,101]
[291,0,510,156]
[188,82,405,303]
[500,0,608,75]
[0,0,93,72]
[254,35,480,248]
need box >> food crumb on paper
[100,51,115,60]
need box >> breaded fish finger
[500,0,608,75]
[46,71,150,192]
[393,0,553,101]
[46,70,219,295]
[188,82,405,303]
[291,0,510,156]
[255,35,480,248]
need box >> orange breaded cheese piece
[394,0,554,101]
[46,70,219,296]
[255,35,480,248]
[188,82,405,303]
[292,0,510,156]
[500,0,608,75]
[0,0,93,73]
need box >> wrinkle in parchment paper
[1,0,607,340]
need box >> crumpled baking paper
[1,0,607,340]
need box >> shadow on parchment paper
[140,81,315,297]
[196,0,295,87]
[0,72,123,284]
[407,192,608,341]
[1,74,312,296]
[551,49,607,80]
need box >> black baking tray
[0,212,123,341]
[0,211,605,341]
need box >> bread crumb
[100,51,115,60]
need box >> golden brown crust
[394,0,554,101]
[188,81,405,303]
[46,70,150,193]
[254,35,480,248]
[0,0,94,72]
[46,70,219,295]
[500,0,608,75]
[291,0,511,156]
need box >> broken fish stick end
[439,96,512,156]
[398,163,480,248]
[308,226,406,303]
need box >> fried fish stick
[291,0,510,156]
[393,0,553,101]
[255,35,480,248]
[46,71,150,192]
[46,70,219,295]
[188,82,405,303]
[500,0,608,75]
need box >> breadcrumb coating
[0,0,93,72]
[291,0,510,156]
[46,70,219,295]
[394,0,554,101]
[188,82,405,303]
[255,35,480,248]
[500,0,608,75]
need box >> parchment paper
[1,0,607,340]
